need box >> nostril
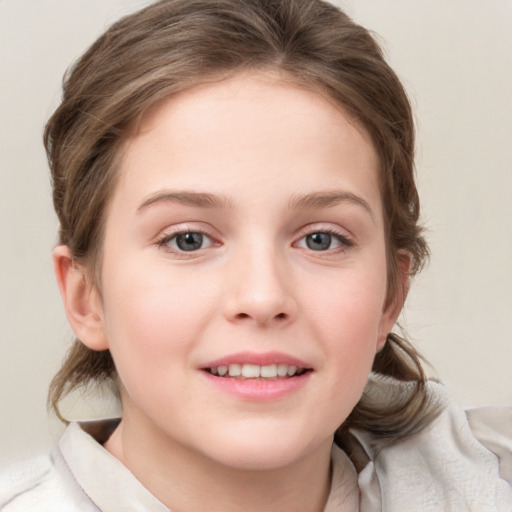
[233,312,287,321]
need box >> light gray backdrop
[1,0,511,466]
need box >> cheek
[311,266,387,337]
[307,268,387,386]
[99,266,219,385]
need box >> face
[90,71,400,470]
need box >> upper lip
[201,351,313,369]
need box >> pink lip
[201,370,311,401]
[201,351,312,369]
[199,351,313,401]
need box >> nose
[222,244,296,327]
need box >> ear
[53,245,109,351]
[376,251,411,351]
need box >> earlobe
[376,251,411,351]
[52,245,109,351]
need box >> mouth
[203,363,311,380]
[200,353,313,399]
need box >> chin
[211,446,307,471]
[200,425,330,471]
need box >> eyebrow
[137,190,234,212]
[137,188,373,218]
[288,190,374,219]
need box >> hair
[45,0,441,453]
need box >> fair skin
[54,70,406,512]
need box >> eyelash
[297,227,354,253]
[156,228,216,257]
[155,226,354,257]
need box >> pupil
[176,232,203,251]
[306,232,331,251]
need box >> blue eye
[306,232,333,251]
[175,232,204,251]
[297,231,350,251]
[159,231,214,252]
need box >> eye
[158,230,214,252]
[296,230,351,252]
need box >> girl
[1,0,511,510]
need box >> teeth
[287,365,297,376]
[261,364,277,378]
[277,364,288,377]
[209,363,305,379]
[228,364,242,377]
[242,364,260,378]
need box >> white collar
[59,421,169,511]
[58,420,359,511]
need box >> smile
[200,353,314,397]
[206,363,309,379]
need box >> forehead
[113,70,381,215]
[129,70,375,156]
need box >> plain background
[1,0,511,466]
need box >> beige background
[1,0,511,466]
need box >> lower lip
[201,371,312,401]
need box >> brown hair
[46,0,440,448]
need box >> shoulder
[425,383,512,491]
[466,405,512,485]
[353,380,512,511]
[0,449,98,512]
[0,453,52,510]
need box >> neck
[105,413,337,512]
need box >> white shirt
[1,382,511,511]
